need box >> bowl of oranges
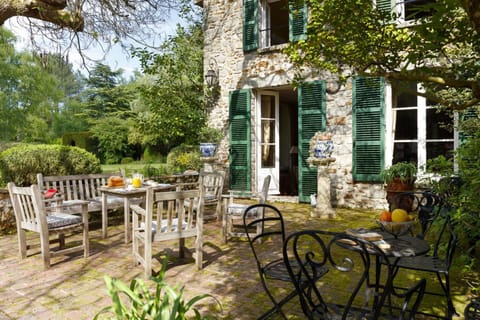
[377,209,415,238]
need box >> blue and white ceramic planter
[313,140,334,158]
[200,143,217,157]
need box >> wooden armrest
[130,204,146,216]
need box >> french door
[256,91,280,194]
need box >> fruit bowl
[377,220,415,238]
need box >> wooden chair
[283,230,427,320]
[222,175,271,243]
[185,169,225,221]
[7,182,89,270]
[131,188,204,278]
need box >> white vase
[313,140,334,158]
[200,143,217,157]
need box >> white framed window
[386,82,454,172]
[259,0,289,49]
[377,0,435,26]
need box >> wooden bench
[36,173,126,214]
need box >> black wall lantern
[205,58,219,87]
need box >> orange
[379,210,392,222]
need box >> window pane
[269,0,289,45]
[427,142,454,160]
[393,142,418,165]
[261,120,275,143]
[405,0,434,20]
[426,109,453,139]
[395,109,417,139]
[396,83,417,108]
[261,96,275,118]
[262,145,275,167]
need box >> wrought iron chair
[390,215,458,319]
[283,230,427,320]
[222,175,271,242]
[465,298,480,320]
[242,203,325,320]
[8,182,89,269]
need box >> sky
[5,14,182,79]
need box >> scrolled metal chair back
[283,230,380,319]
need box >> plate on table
[345,228,383,241]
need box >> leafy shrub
[143,145,162,162]
[198,127,223,144]
[425,132,480,281]
[94,260,221,320]
[0,144,101,186]
[141,162,169,178]
[166,145,202,173]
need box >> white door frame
[256,90,280,194]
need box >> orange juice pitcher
[132,173,143,188]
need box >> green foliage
[131,22,206,150]
[94,260,221,320]
[198,127,223,144]
[141,162,168,178]
[62,131,98,154]
[121,157,134,164]
[285,0,480,110]
[423,130,480,270]
[166,145,202,173]
[83,63,131,119]
[90,117,137,164]
[0,144,101,186]
[426,155,454,176]
[382,162,417,184]
[0,27,67,143]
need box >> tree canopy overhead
[0,0,193,65]
[285,0,480,110]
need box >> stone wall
[202,0,388,209]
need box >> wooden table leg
[102,192,108,238]
[124,197,131,243]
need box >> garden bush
[0,144,102,186]
[166,145,202,173]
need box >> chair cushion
[141,219,188,234]
[60,200,102,213]
[47,213,82,229]
[203,194,217,203]
[227,204,259,217]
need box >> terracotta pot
[386,178,415,210]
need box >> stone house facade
[196,0,455,210]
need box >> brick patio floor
[0,201,471,319]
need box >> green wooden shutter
[298,81,326,203]
[352,76,385,182]
[243,0,258,52]
[289,0,307,41]
[377,0,393,14]
[229,89,251,191]
[459,107,478,145]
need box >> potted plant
[382,161,417,190]
[382,162,417,207]
[199,126,223,158]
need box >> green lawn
[102,162,168,176]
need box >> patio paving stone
[0,201,472,319]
